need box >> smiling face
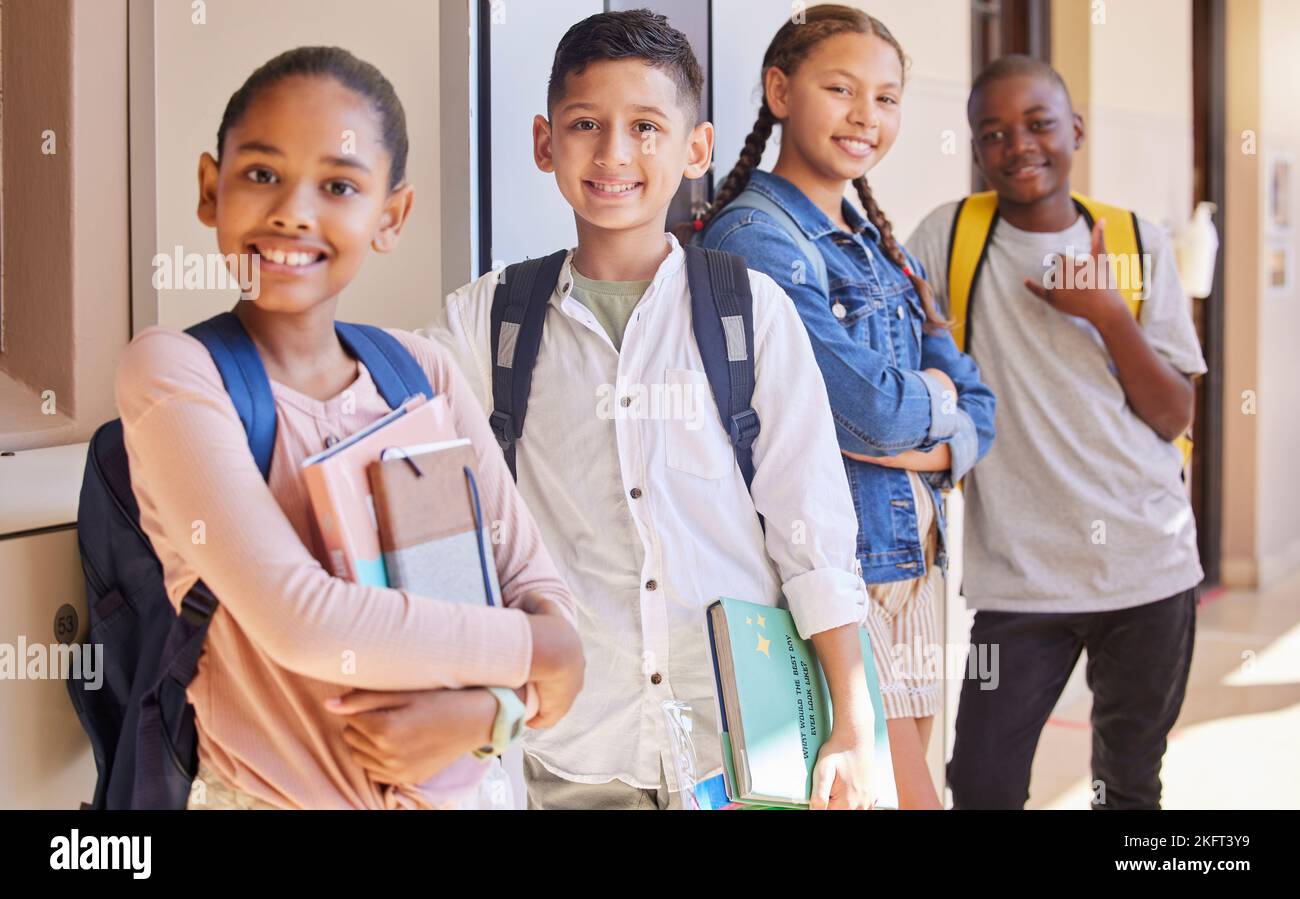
[969,73,1083,206]
[534,58,712,236]
[766,32,904,187]
[198,75,413,314]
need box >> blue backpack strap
[489,250,569,480]
[335,322,434,409]
[185,311,277,481]
[684,245,760,493]
[728,187,828,296]
[131,311,275,808]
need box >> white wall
[1256,0,1300,580]
[486,0,600,267]
[709,0,790,181]
[146,0,441,332]
[1086,0,1194,232]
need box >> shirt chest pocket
[828,279,893,353]
[834,275,924,360]
[827,277,882,327]
[662,368,732,481]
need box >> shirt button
[620,396,632,408]
[630,487,642,499]
[832,302,846,320]
[650,673,663,685]
[645,579,658,591]
[324,435,340,448]
[897,305,906,320]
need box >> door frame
[1191,0,1226,586]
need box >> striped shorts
[863,471,943,720]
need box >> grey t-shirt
[908,202,1207,612]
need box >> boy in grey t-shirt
[908,56,1204,809]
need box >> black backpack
[488,245,762,488]
[67,311,433,809]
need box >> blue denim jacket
[701,170,996,584]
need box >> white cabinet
[0,442,98,808]
[0,527,98,809]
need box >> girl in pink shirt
[116,46,584,809]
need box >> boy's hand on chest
[1021,217,1130,329]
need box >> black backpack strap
[489,250,568,479]
[335,322,434,409]
[683,246,760,492]
[135,581,216,809]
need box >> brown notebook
[366,441,501,606]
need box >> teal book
[707,597,898,809]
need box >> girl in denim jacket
[698,5,996,809]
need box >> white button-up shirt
[426,234,868,790]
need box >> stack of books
[301,395,499,605]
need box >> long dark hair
[699,5,947,331]
[216,46,409,191]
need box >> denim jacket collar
[746,169,882,245]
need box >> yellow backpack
[946,190,1193,466]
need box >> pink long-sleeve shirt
[115,325,576,809]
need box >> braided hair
[851,176,948,331]
[697,4,948,332]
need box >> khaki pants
[523,754,682,810]
[186,761,280,810]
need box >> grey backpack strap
[729,187,829,295]
[683,246,760,494]
[489,251,569,480]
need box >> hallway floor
[1026,568,1300,809]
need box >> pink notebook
[301,395,457,585]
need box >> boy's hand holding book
[811,726,877,810]
[708,599,894,809]
[809,624,878,810]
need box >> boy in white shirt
[426,10,879,809]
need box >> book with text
[707,596,898,809]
